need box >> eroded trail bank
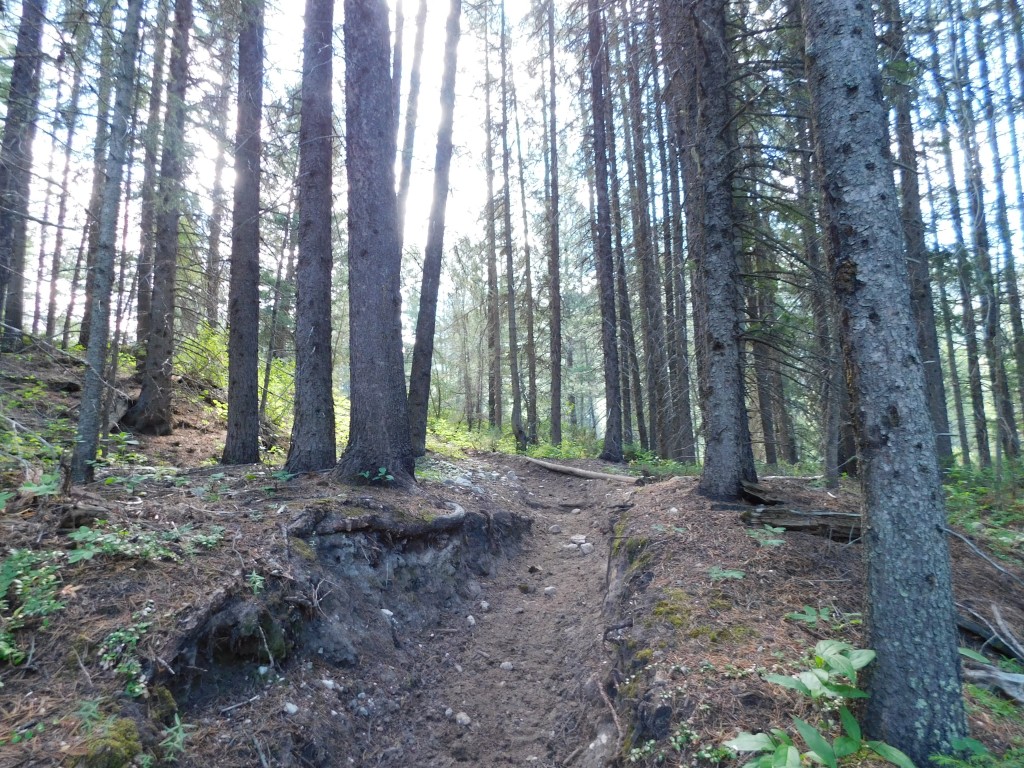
[387,456,634,767]
[152,455,636,768]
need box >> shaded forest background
[2,0,1023,482]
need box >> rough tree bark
[122,0,193,435]
[586,0,623,463]
[802,0,966,760]
[334,0,416,485]
[0,0,47,350]
[223,0,265,465]
[70,0,144,482]
[286,0,337,472]
[676,0,756,498]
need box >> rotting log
[740,480,785,506]
[741,505,861,540]
[522,456,641,484]
[963,667,1024,703]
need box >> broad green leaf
[824,653,856,681]
[764,673,812,696]
[821,682,870,699]
[838,706,861,742]
[846,648,876,670]
[769,728,794,746]
[815,639,853,658]
[833,735,860,759]
[866,740,918,768]
[771,744,801,768]
[958,647,991,665]
[725,732,775,752]
[65,548,97,564]
[793,718,837,768]
[797,670,827,696]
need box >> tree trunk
[546,0,562,446]
[0,0,47,350]
[499,2,527,452]
[618,11,669,458]
[675,0,756,498]
[223,0,265,465]
[881,0,953,465]
[949,0,1019,460]
[335,0,415,485]
[586,0,623,462]
[205,36,234,329]
[395,0,426,253]
[76,4,115,350]
[483,5,502,431]
[122,0,193,435]
[408,0,462,457]
[136,0,170,360]
[286,0,337,472]
[70,0,144,482]
[802,0,966,760]
[512,78,538,445]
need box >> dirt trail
[376,455,633,767]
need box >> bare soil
[2,351,1024,768]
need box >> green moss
[147,686,177,724]
[289,537,317,562]
[76,718,141,768]
[633,648,654,667]
[652,589,691,629]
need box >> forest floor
[2,349,1024,768]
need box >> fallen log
[522,456,641,485]
[740,480,785,506]
[741,505,862,541]
[963,667,1024,704]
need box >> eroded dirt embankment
[159,455,636,768]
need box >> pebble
[283,702,299,716]
[321,679,336,690]
[669,507,679,514]
[548,524,562,534]
[467,615,476,627]
[500,661,515,671]
[580,542,595,555]
[571,508,581,514]
[562,543,579,551]
[515,606,525,614]
[480,600,491,612]
[445,708,454,717]
[570,534,587,545]
[544,586,557,596]
[380,608,394,618]
[455,712,472,726]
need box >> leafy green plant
[358,466,394,484]
[247,571,265,596]
[19,472,61,497]
[786,605,862,631]
[98,602,154,697]
[747,525,786,547]
[726,642,915,768]
[66,521,224,563]
[0,549,64,664]
[158,714,193,761]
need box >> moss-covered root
[75,718,142,768]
